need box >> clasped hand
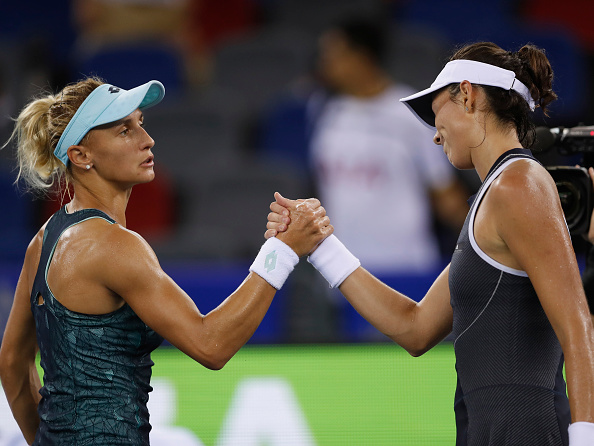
[265,192,333,256]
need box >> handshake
[249,192,360,291]
[264,192,333,257]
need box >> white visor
[399,59,536,129]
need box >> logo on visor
[108,86,121,94]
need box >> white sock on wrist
[568,421,594,445]
[250,237,299,290]
[307,235,360,288]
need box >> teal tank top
[31,206,163,445]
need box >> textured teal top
[31,207,163,445]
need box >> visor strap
[509,78,535,111]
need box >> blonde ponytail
[11,94,64,192]
[7,77,104,194]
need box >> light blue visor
[54,80,165,165]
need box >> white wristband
[250,237,299,290]
[569,422,594,445]
[307,235,360,288]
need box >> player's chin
[445,152,469,170]
[444,151,455,167]
[135,169,156,184]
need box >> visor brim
[400,84,448,130]
[94,81,165,127]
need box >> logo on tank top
[454,241,467,253]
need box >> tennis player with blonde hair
[0,77,332,445]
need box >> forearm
[304,235,452,355]
[541,261,594,422]
[563,331,594,423]
[1,362,40,444]
[196,273,277,369]
[198,237,297,364]
[339,267,418,340]
[203,230,315,359]
[340,266,452,356]
[305,236,413,334]
[581,245,594,315]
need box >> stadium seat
[395,1,589,123]
[212,26,316,114]
[143,87,248,186]
[265,0,383,35]
[0,169,35,262]
[386,22,451,91]
[257,91,312,173]
[73,43,185,93]
[153,160,308,260]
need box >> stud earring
[465,107,469,112]
[86,164,91,170]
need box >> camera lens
[556,181,584,232]
[556,181,580,221]
[547,165,593,234]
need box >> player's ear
[67,144,92,170]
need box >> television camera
[536,125,594,235]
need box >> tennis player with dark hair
[268,42,594,445]
[0,77,332,445]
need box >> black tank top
[449,149,570,446]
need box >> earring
[465,107,469,112]
[85,164,91,170]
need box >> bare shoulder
[487,159,565,235]
[98,220,153,252]
[26,228,44,259]
[53,218,162,295]
[89,222,172,304]
[489,159,559,213]
[15,223,49,307]
[23,223,47,274]
[72,218,159,267]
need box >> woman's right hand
[265,193,293,239]
[265,192,333,257]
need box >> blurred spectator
[70,0,190,91]
[70,0,263,90]
[71,0,189,49]
[308,16,469,275]
[184,0,261,86]
[259,16,470,342]
[0,66,14,150]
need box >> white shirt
[310,85,456,274]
